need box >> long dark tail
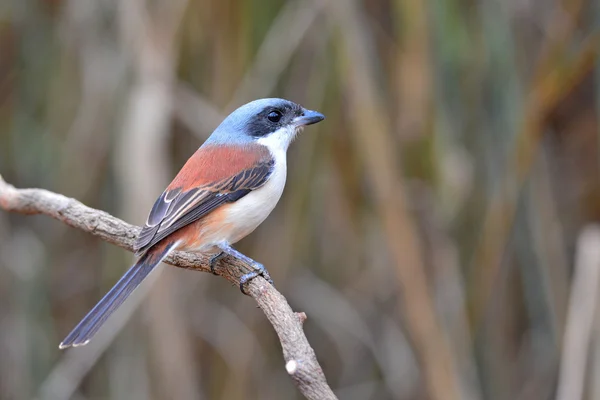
[59,241,177,349]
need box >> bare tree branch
[0,175,337,400]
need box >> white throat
[256,125,299,153]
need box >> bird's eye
[267,110,282,123]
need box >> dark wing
[133,157,274,255]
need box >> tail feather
[59,242,177,349]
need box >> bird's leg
[216,243,274,295]
[209,252,225,275]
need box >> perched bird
[60,98,324,349]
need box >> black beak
[293,109,325,127]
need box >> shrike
[60,98,325,349]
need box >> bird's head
[206,98,325,151]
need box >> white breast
[194,126,295,251]
[220,147,287,244]
[219,125,298,245]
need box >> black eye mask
[246,102,302,138]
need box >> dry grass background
[0,0,599,399]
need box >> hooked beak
[293,109,325,127]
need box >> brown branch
[0,174,337,400]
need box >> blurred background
[0,0,599,399]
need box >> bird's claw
[239,262,274,295]
[209,252,224,275]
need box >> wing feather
[134,154,274,255]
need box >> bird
[59,98,325,349]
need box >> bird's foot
[239,262,274,295]
[209,252,225,275]
[215,243,275,295]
